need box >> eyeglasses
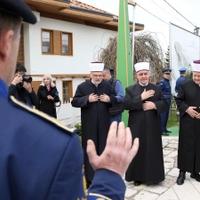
[164,72,171,75]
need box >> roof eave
[26,0,144,31]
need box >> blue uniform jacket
[158,78,171,100]
[0,80,125,200]
[175,76,187,93]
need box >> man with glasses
[159,67,172,136]
[124,62,166,186]
[72,62,116,187]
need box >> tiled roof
[59,0,115,16]
[27,0,144,31]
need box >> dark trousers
[160,99,171,133]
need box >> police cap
[162,67,172,73]
[0,0,37,24]
[179,67,187,72]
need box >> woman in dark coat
[37,74,60,118]
[124,62,166,185]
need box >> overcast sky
[80,0,200,52]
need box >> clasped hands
[186,106,200,119]
[88,93,110,103]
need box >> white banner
[169,23,200,94]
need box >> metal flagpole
[128,0,136,68]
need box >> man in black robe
[71,62,116,187]
[124,62,166,185]
[175,62,200,185]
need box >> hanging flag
[116,0,133,123]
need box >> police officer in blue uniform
[158,67,172,136]
[0,1,139,199]
[175,67,188,93]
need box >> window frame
[41,29,53,55]
[60,32,73,56]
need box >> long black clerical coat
[71,80,116,182]
[124,83,166,183]
[175,80,200,173]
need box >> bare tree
[99,37,117,71]
[99,33,164,83]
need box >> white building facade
[22,12,116,126]
[19,0,143,126]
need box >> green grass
[167,110,179,136]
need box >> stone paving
[124,136,200,200]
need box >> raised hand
[11,73,23,85]
[87,122,139,176]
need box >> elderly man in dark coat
[175,62,200,185]
[71,62,116,187]
[124,62,167,185]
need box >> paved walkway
[125,136,200,200]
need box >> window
[41,29,73,56]
[62,80,73,103]
[61,32,73,55]
[42,30,53,54]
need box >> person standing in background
[37,74,60,118]
[9,63,38,108]
[103,67,125,123]
[124,62,166,186]
[158,67,172,136]
[175,62,200,185]
[175,67,188,93]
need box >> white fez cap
[134,62,150,72]
[191,62,200,72]
[89,62,104,72]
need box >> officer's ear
[0,30,15,61]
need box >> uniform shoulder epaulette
[10,96,75,134]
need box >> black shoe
[176,171,185,185]
[191,173,200,182]
[165,129,172,133]
[134,181,142,186]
